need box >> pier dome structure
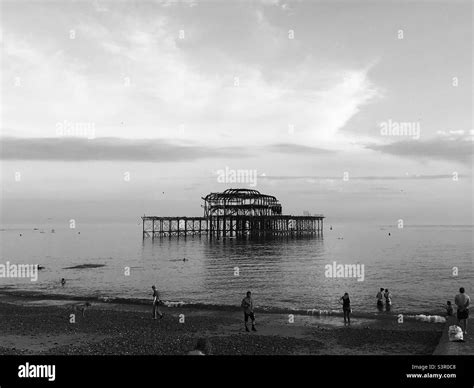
[202,188,282,217]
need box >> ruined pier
[142,189,324,239]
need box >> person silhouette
[340,292,351,325]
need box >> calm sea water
[0,222,472,315]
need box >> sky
[0,0,472,225]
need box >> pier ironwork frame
[142,189,324,239]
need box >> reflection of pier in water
[142,188,324,239]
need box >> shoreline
[0,289,450,321]
[0,294,450,356]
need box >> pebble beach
[0,296,445,356]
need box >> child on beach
[340,292,351,325]
[445,301,454,317]
[152,285,163,320]
[241,291,256,332]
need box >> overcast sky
[1,0,472,225]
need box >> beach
[0,294,452,356]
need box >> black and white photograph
[0,0,472,385]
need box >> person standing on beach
[384,289,392,311]
[455,287,470,334]
[376,288,384,311]
[340,292,351,325]
[152,285,163,320]
[241,291,256,332]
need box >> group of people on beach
[336,288,391,326]
[376,288,392,311]
[331,286,470,332]
[318,289,394,327]
[151,285,257,332]
[149,283,470,355]
[447,287,470,335]
[149,285,255,355]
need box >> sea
[0,222,472,318]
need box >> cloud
[0,137,340,161]
[0,137,249,162]
[2,3,380,150]
[263,143,336,154]
[365,134,473,164]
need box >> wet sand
[0,296,445,355]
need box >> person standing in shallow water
[241,291,257,332]
[376,288,384,311]
[384,289,392,311]
[340,292,351,325]
[151,285,163,320]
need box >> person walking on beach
[151,285,163,320]
[384,289,392,311]
[241,291,256,332]
[455,287,470,334]
[340,292,351,325]
[61,278,66,287]
[376,288,384,311]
